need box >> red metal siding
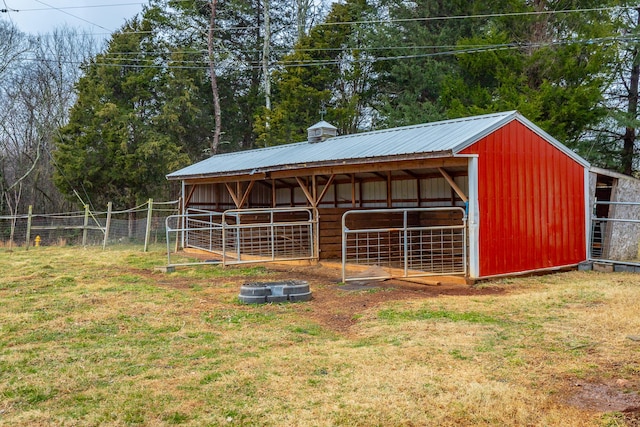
[461,120,586,277]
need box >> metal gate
[341,207,467,282]
[590,201,640,265]
[165,207,317,267]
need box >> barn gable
[460,119,588,277]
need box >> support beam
[295,176,315,206]
[224,181,256,208]
[238,180,255,208]
[467,156,480,278]
[438,167,468,203]
[184,184,197,208]
[224,182,241,207]
[316,174,336,206]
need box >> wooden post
[144,198,153,252]
[312,175,317,206]
[271,180,276,208]
[351,174,356,208]
[25,205,33,250]
[387,171,392,207]
[82,204,89,246]
[215,183,221,210]
[103,202,112,250]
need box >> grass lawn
[0,246,639,426]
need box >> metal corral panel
[460,120,587,277]
[168,111,519,179]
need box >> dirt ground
[261,263,506,334]
[150,261,640,424]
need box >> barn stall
[589,167,640,265]
[166,111,590,281]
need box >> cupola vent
[307,120,338,143]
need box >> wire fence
[0,199,180,251]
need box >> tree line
[1,0,639,216]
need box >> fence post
[176,197,182,253]
[103,202,112,250]
[144,198,153,252]
[25,205,33,250]
[82,204,89,246]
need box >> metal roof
[167,111,588,180]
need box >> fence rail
[165,207,317,267]
[0,199,180,251]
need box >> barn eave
[168,150,457,182]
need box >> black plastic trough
[238,280,312,304]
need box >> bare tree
[0,23,96,215]
[0,20,30,77]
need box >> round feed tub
[238,280,312,304]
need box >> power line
[314,5,628,27]
[33,0,111,32]
[100,44,482,57]
[13,2,145,12]
[17,34,636,71]
[1,0,15,12]
[1,0,15,24]
[9,5,634,40]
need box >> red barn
[167,111,589,281]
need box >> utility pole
[262,0,271,127]
[208,0,222,155]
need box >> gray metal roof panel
[167,111,525,179]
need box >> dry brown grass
[0,247,639,426]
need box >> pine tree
[54,15,189,208]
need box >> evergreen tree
[255,0,378,146]
[371,0,493,126]
[158,0,309,151]
[54,15,189,209]
[439,0,614,147]
[588,4,640,174]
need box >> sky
[1,1,147,38]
